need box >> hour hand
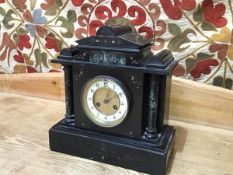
[104,89,110,103]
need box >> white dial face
[82,76,129,128]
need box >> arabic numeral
[90,106,94,110]
[91,89,94,93]
[121,102,124,106]
[104,81,108,87]
[96,83,99,87]
[119,92,123,97]
[88,97,92,101]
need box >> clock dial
[93,87,120,116]
[82,76,129,128]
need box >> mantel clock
[49,25,177,175]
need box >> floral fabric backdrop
[0,0,232,90]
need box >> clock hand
[108,95,117,101]
[104,89,111,104]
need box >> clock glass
[81,76,129,128]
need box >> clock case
[49,25,177,175]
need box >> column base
[63,114,75,126]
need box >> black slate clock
[49,25,177,175]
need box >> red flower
[172,64,185,77]
[17,34,31,50]
[191,59,219,79]
[71,0,84,6]
[202,0,227,28]
[45,36,61,52]
[209,44,228,60]
[138,26,154,39]
[89,20,104,36]
[95,6,112,20]
[111,0,127,17]
[14,50,25,63]
[0,33,16,62]
[27,66,37,73]
[0,0,5,3]
[35,25,48,38]
[160,0,196,20]
[128,6,146,26]
[12,0,27,11]
[23,9,33,23]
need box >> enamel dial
[82,76,129,128]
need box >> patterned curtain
[0,0,232,90]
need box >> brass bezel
[81,75,129,128]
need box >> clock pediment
[76,25,153,52]
[52,25,177,75]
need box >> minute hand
[108,95,118,101]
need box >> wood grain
[0,92,233,175]
[170,77,233,131]
[0,73,65,101]
[0,73,233,130]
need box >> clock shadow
[167,126,188,174]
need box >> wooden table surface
[0,92,233,175]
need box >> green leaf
[185,57,196,74]
[44,0,63,16]
[13,34,19,44]
[55,10,77,38]
[34,49,49,68]
[213,76,225,87]
[41,53,49,68]
[17,28,29,34]
[34,49,42,68]
[48,32,55,37]
[225,78,233,89]
[201,21,217,31]
[193,5,203,22]
[213,76,233,89]
[67,10,77,23]
[168,29,196,53]
[45,8,57,16]
[30,0,36,11]
[55,0,63,6]
[168,23,182,36]
[0,7,6,16]
[56,39,63,50]
[197,52,214,59]
[3,10,16,29]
